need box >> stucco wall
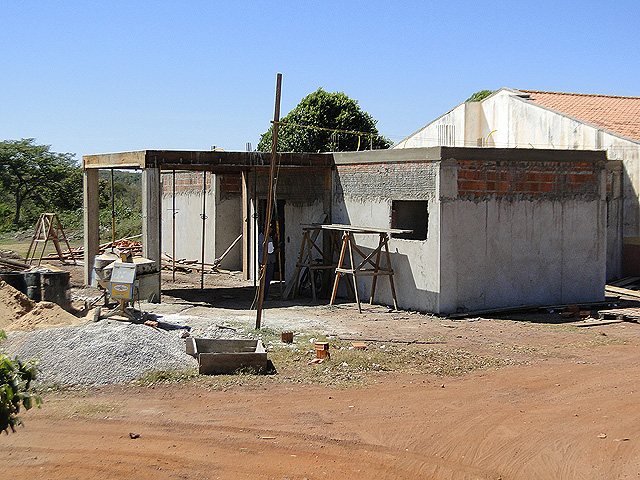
[439,198,606,313]
[332,157,442,311]
[161,172,242,270]
[438,155,607,313]
[334,149,607,314]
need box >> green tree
[466,90,495,102]
[0,330,41,433]
[257,88,392,152]
[0,139,79,227]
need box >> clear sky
[2,0,639,162]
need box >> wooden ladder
[25,213,77,266]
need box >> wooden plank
[83,151,146,169]
[320,224,412,235]
[570,319,624,327]
[256,73,282,330]
[449,305,540,319]
[330,233,349,307]
[605,285,640,298]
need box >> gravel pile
[1,320,200,386]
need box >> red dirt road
[3,337,640,480]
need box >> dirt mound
[0,279,34,329]
[0,279,83,331]
[6,301,84,331]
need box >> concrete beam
[83,168,100,285]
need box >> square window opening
[391,201,428,240]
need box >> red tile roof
[518,90,640,142]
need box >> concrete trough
[186,338,267,375]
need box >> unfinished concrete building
[83,146,608,315]
[395,88,637,279]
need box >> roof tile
[518,90,640,142]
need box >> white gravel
[2,320,203,386]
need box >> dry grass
[133,330,514,391]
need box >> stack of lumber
[41,236,143,261]
[161,253,222,273]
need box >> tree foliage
[0,139,79,229]
[257,88,392,153]
[466,90,495,102]
[0,330,41,433]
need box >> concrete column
[142,167,162,302]
[242,170,249,280]
[83,168,100,285]
[606,161,623,280]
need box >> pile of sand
[0,279,34,329]
[0,279,84,331]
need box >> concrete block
[186,338,267,375]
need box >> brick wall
[161,172,242,196]
[162,171,211,195]
[335,161,438,201]
[456,160,601,200]
[219,174,241,194]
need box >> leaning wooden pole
[200,170,207,290]
[256,72,282,329]
[172,169,176,282]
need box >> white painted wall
[213,177,242,270]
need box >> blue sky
[2,0,639,162]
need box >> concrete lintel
[83,150,333,171]
[334,147,443,165]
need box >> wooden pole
[200,170,207,290]
[256,72,282,329]
[111,169,116,245]
[172,169,176,282]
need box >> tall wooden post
[256,73,282,329]
[200,171,207,290]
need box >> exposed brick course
[162,171,212,195]
[219,174,241,194]
[456,160,600,200]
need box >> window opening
[391,201,428,240]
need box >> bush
[0,330,41,433]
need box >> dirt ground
[3,263,640,479]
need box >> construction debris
[41,235,143,262]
